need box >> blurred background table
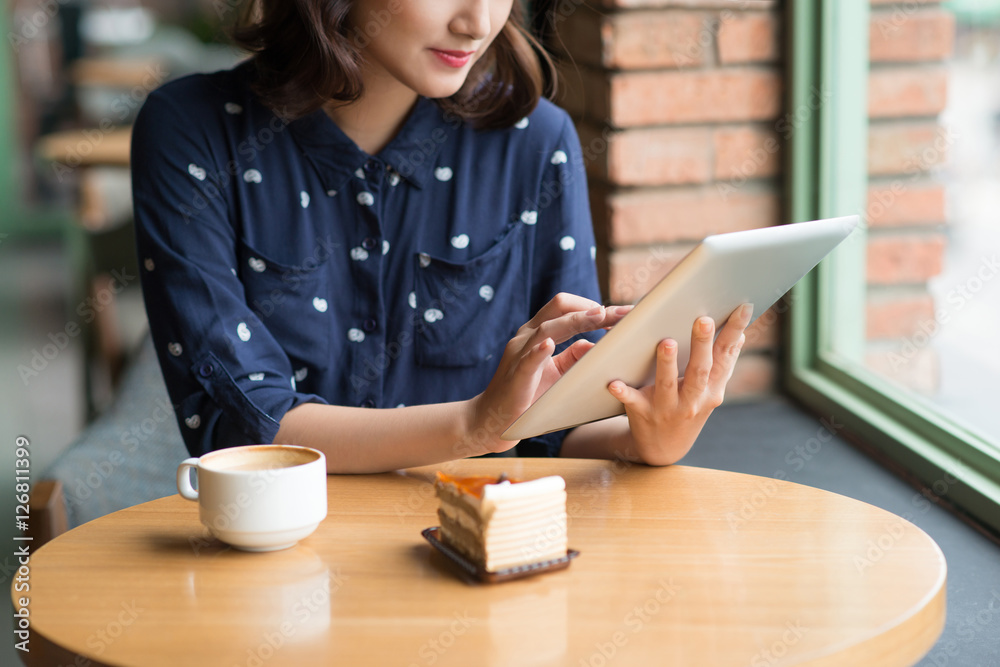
[15,459,946,666]
[34,123,136,416]
[35,125,131,170]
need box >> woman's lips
[430,49,475,68]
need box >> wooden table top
[16,459,946,667]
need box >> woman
[131,0,751,473]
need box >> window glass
[864,2,1000,441]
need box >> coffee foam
[201,445,321,472]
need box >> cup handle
[177,458,200,501]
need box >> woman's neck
[323,66,419,156]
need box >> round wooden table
[16,459,946,666]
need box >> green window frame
[1,10,72,238]
[1,9,15,219]
[785,0,1000,534]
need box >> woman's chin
[412,76,470,100]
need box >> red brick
[718,12,781,65]
[561,68,783,127]
[867,122,952,176]
[593,1,778,8]
[559,10,712,69]
[866,291,937,339]
[612,128,713,185]
[579,125,714,186]
[867,234,946,284]
[713,125,782,180]
[869,66,948,118]
[604,186,779,247]
[870,9,955,63]
[610,69,782,127]
[610,11,713,69]
[866,183,946,227]
[726,353,777,400]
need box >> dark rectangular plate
[421,527,579,584]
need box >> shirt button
[199,363,214,378]
[361,399,375,408]
[362,237,377,250]
[363,318,378,332]
[364,159,378,173]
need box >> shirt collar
[288,96,448,193]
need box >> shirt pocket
[237,239,331,369]
[414,223,531,369]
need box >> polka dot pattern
[145,85,603,450]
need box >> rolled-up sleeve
[529,114,603,313]
[131,89,326,456]
[518,112,605,458]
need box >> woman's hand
[467,293,630,455]
[608,303,753,466]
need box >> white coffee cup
[176,444,327,552]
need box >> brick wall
[552,0,785,399]
[864,0,954,393]
[551,0,954,399]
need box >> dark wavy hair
[232,0,556,129]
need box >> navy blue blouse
[131,64,603,458]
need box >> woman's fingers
[518,295,635,352]
[531,301,637,346]
[599,304,633,329]
[681,316,716,397]
[524,337,555,369]
[608,380,646,413]
[708,333,745,389]
[521,292,601,331]
[721,303,753,340]
[654,339,680,409]
[551,339,595,375]
[532,305,607,346]
[603,305,754,466]
[506,337,555,395]
[708,303,752,388]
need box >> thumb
[608,380,643,408]
[552,339,595,375]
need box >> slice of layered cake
[434,472,567,572]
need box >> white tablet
[501,215,860,441]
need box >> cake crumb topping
[435,471,521,499]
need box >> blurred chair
[29,332,188,545]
